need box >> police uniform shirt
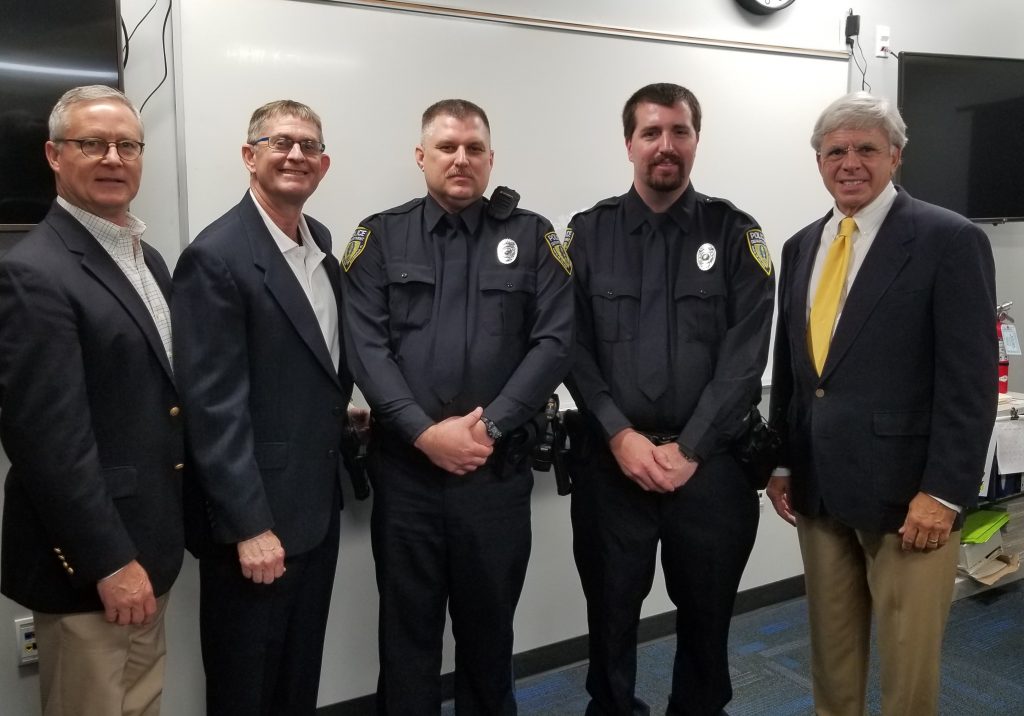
[566,184,774,459]
[342,194,574,444]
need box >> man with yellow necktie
[765,92,997,715]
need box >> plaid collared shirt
[57,197,173,365]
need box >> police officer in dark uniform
[341,98,573,715]
[565,83,775,716]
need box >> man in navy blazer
[0,85,183,715]
[766,92,997,715]
[171,100,353,716]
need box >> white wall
[2,1,1023,712]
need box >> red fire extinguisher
[997,301,1013,394]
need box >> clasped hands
[609,428,697,493]
[414,406,494,475]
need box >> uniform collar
[424,194,485,234]
[624,183,696,235]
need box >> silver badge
[696,243,716,271]
[497,238,518,265]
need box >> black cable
[121,17,130,68]
[139,1,173,113]
[122,0,159,68]
[853,35,872,92]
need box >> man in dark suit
[766,91,997,715]
[0,85,182,715]
[171,100,353,716]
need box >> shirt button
[506,282,514,288]
[400,272,409,279]
[169,406,181,417]
[815,388,825,398]
[606,289,614,296]
[174,463,185,471]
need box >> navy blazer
[172,193,352,558]
[769,188,997,532]
[0,202,184,613]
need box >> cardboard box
[958,530,1005,574]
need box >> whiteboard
[174,0,846,382]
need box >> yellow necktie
[808,216,856,375]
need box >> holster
[732,405,781,490]
[341,425,371,500]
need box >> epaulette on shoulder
[578,195,622,217]
[697,192,758,226]
[376,197,425,218]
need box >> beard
[642,155,686,193]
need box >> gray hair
[48,85,143,140]
[247,100,324,144]
[810,91,907,152]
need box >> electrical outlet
[875,25,891,58]
[14,617,38,667]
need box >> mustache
[652,153,682,166]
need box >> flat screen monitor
[0,0,122,230]
[897,52,1024,223]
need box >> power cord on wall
[844,10,871,92]
[120,0,173,113]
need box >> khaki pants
[34,594,169,716]
[797,516,958,716]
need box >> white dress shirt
[250,190,340,370]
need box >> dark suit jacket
[0,202,184,613]
[769,188,997,532]
[171,192,352,559]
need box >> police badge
[497,238,518,265]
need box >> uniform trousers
[35,594,170,716]
[796,514,960,716]
[571,445,758,716]
[198,491,341,716]
[369,439,533,715]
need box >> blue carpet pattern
[489,580,1024,715]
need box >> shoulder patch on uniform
[745,229,772,276]
[544,231,573,275]
[562,227,575,251]
[342,226,371,272]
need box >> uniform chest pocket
[480,269,535,336]
[674,275,727,344]
[589,274,640,342]
[386,262,435,330]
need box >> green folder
[961,509,1010,544]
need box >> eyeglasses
[252,135,326,157]
[818,144,888,164]
[57,138,145,161]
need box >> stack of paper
[961,509,1010,544]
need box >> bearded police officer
[342,98,573,715]
[565,83,775,716]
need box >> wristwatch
[481,416,503,441]
[676,442,700,464]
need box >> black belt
[636,430,679,445]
